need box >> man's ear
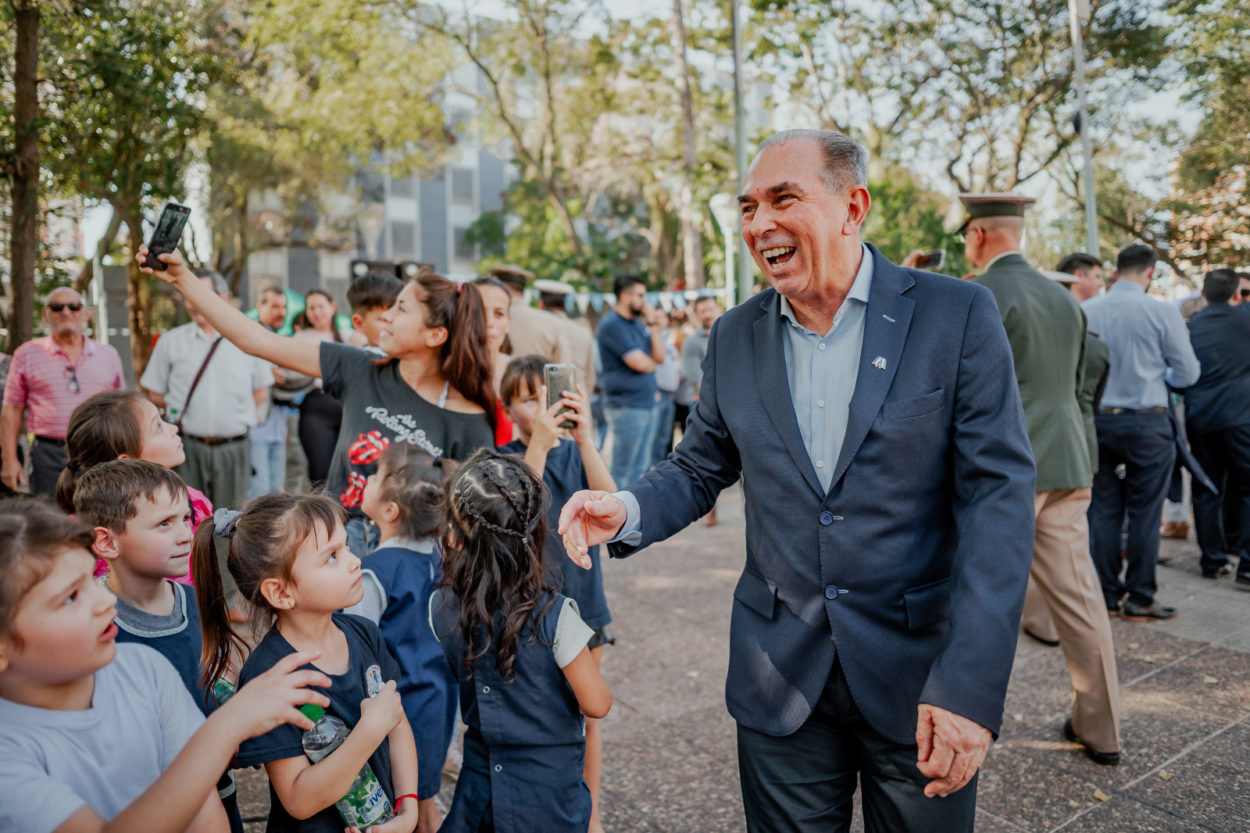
[351,312,365,332]
[93,527,121,562]
[260,577,295,611]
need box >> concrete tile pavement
[239,488,1250,832]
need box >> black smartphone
[543,363,577,430]
[143,202,192,270]
[916,249,945,271]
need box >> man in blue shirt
[596,275,664,488]
[562,129,1035,833]
[1082,245,1201,620]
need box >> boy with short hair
[497,354,616,833]
[74,460,238,831]
[0,496,331,833]
[347,271,403,348]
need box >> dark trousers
[737,659,977,833]
[30,438,68,499]
[298,389,342,485]
[1190,424,1250,577]
[1089,412,1176,608]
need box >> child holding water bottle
[195,493,419,833]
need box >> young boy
[0,496,332,833]
[73,460,240,832]
[345,443,456,833]
[497,354,616,833]
[347,271,403,349]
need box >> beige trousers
[1021,488,1122,753]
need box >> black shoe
[1202,563,1235,579]
[1023,627,1060,647]
[1235,574,1250,591]
[1063,718,1120,766]
[1121,600,1177,621]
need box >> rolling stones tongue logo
[339,432,392,506]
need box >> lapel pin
[882,314,896,323]
[872,356,887,371]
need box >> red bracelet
[395,793,419,810]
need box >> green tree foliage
[202,0,453,289]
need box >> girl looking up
[430,448,611,833]
[139,247,495,559]
[195,493,419,833]
[57,390,212,584]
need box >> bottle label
[336,768,393,828]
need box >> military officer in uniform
[962,194,1122,765]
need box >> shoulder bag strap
[175,337,224,433]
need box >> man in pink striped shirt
[2,287,125,497]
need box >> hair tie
[213,508,242,538]
[456,282,464,295]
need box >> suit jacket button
[819,511,834,526]
[824,585,839,600]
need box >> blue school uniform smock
[499,439,611,628]
[360,538,459,801]
[431,589,591,833]
[235,613,403,833]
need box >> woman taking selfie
[139,247,495,557]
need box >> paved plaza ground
[239,483,1250,832]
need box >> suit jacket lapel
[829,247,916,491]
[753,292,825,497]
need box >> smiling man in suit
[559,129,1036,832]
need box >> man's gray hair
[758,129,869,193]
[192,267,229,297]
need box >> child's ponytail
[194,511,246,696]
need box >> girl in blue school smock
[430,448,612,833]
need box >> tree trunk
[121,207,154,377]
[72,208,124,294]
[8,0,40,352]
[671,0,704,289]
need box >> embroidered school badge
[365,664,384,698]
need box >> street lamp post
[731,0,751,305]
[709,194,737,290]
[1067,0,1099,255]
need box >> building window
[451,168,475,205]
[391,176,413,198]
[453,226,476,262]
[391,221,416,257]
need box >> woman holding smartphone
[138,247,495,557]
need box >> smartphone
[143,202,192,270]
[543,363,577,430]
[916,249,945,271]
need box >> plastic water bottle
[299,704,394,828]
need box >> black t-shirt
[498,439,611,628]
[235,613,403,833]
[320,342,494,518]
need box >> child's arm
[566,385,616,492]
[520,384,564,479]
[53,651,331,833]
[265,680,406,821]
[561,646,612,719]
[343,716,420,833]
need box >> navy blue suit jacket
[610,245,1036,745]
[1185,304,1250,436]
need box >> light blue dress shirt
[1081,281,1200,409]
[615,245,875,535]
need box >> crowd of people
[0,126,1247,833]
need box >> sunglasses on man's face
[48,302,83,313]
[1240,288,1250,298]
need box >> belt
[34,435,66,445]
[1097,406,1168,415]
[183,432,249,447]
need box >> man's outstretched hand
[915,704,992,798]
[558,490,627,570]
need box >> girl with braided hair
[430,448,611,833]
